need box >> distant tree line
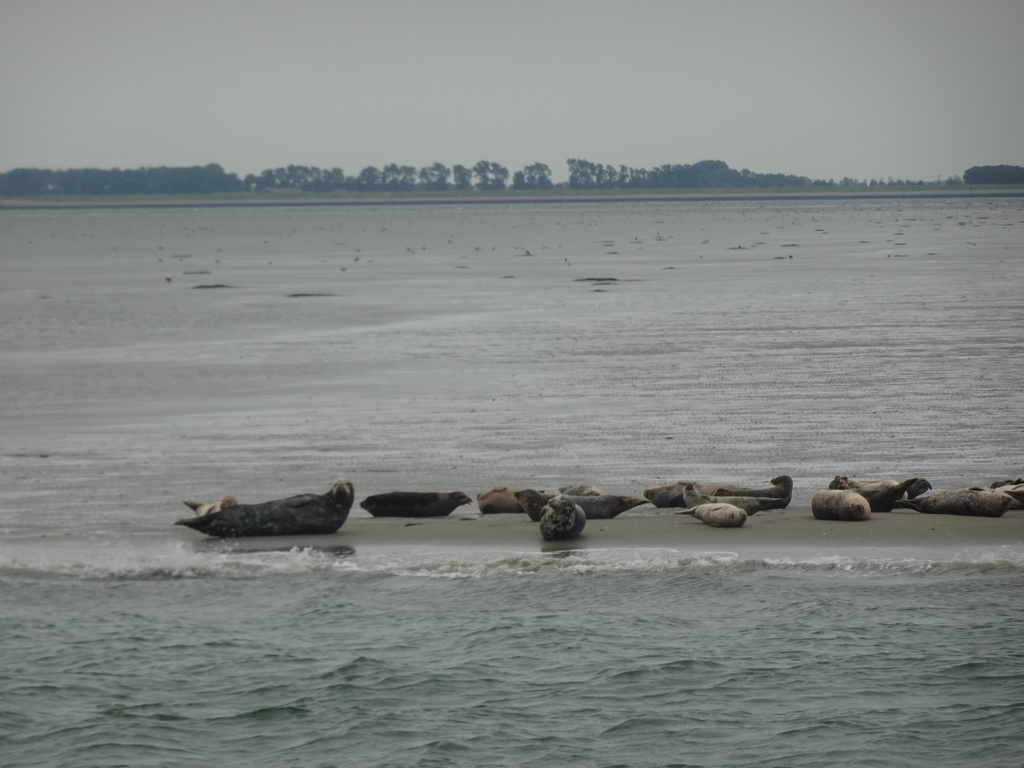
[963,165,1024,184]
[2,159,1011,197]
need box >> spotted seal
[174,479,354,537]
[811,489,872,521]
[645,476,791,509]
[539,496,587,541]
[360,491,473,518]
[894,488,1018,517]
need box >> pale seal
[828,476,931,513]
[894,488,1018,517]
[679,503,747,528]
[174,479,354,537]
[517,490,646,520]
[360,491,473,518]
[679,484,777,515]
[477,486,533,514]
[811,489,872,521]
[181,495,237,517]
[539,496,587,541]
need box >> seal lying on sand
[181,496,237,517]
[476,486,544,514]
[679,484,778,515]
[539,496,587,541]
[678,502,747,528]
[811,489,872,521]
[644,475,791,509]
[175,479,354,537]
[516,489,646,521]
[990,482,1024,510]
[828,476,931,513]
[360,491,473,518]
[894,488,1020,517]
[558,484,605,496]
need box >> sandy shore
[195,507,1024,560]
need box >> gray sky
[2,0,1022,183]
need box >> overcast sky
[2,0,1022,183]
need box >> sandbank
[198,507,1024,560]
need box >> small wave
[2,541,1023,581]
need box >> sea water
[2,197,1024,767]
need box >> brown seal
[174,479,354,537]
[828,476,931,513]
[894,488,1017,517]
[476,486,539,514]
[811,489,872,521]
[360,491,473,518]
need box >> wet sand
[201,506,1024,562]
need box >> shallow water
[2,198,1023,766]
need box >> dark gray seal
[539,496,587,541]
[894,488,1018,517]
[811,489,872,521]
[644,475,792,509]
[517,490,646,521]
[174,479,354,537]
[360,491,473,518]
[514,489,559,521]
[558,484,605,496]
[828,476,931,513]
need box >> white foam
[2,539,1023,581]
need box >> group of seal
[173,472,1023,540]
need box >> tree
[512,162,553,190]
[418,162,450,190]
[451,164,473,191]
[472,160,508,190]
[381,164,417,190]
[354,166,382,191]
[963,165,1024,184]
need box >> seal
[678,502,747,528]
[990,482,1024,510]
[514,489,559,521]
[181,495,237,517]
[702,475,794,508]
[990,478,1023,488]
[476,486,536,514]
[894,488,1018,517]
[558,484,605,496]
[811,489,872,521]
[644,476,792,509]
[360,491,473,518]
[539,496,587,541]
[679,484,777,515]
[828,476,931,513]
[517,490,646,520]
[174,479,354,537]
